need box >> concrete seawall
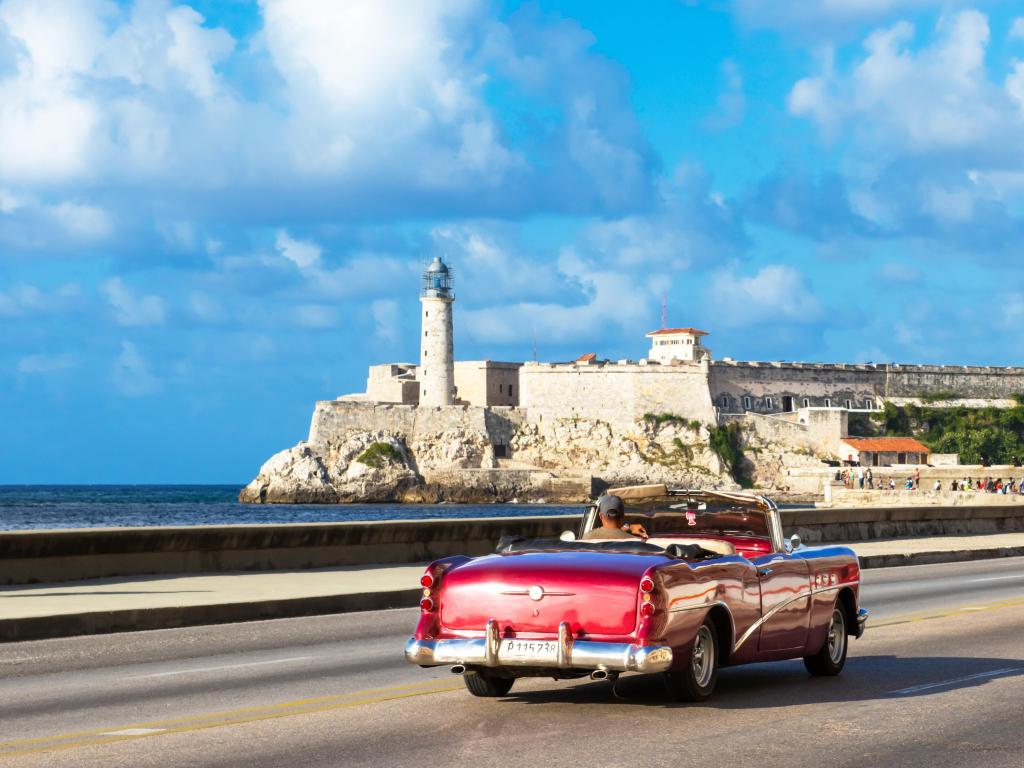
[4,505,1024,586]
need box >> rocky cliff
[239,401,826,504]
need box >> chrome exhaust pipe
[590,669,609,681]
[450,664,466,675]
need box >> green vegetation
[355,441,403,468]
[709,423,752,487]
[872,403,1024,465]
[643,413,702,431]
[917,391,959,404]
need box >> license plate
[500,639,557,661]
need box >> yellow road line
[0,682,464,760]
[3,595,1023,761]
[870,595,1024,628]
[0,677,455,751]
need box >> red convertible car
[405,485,868,701]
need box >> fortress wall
[738,409,847,457]
[883,365,1024,399]
[709,362,885,411]
[519,362,717,426]
[309,401,527,447]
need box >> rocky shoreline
[239,402,828,505]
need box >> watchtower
[419,256,455,406]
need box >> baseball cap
[597,494,625,518]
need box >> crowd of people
[834,467,1024,494]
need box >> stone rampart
[308,400,527,447]
[883,364,1024,398]
[519,361,716,426]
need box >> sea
[0,485,583,531]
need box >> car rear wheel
[804,606,848,676]
[665,618,718,702]
[463,671,515,697]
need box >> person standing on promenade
[913,467,921,489]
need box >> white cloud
[49,202,113,238]
[708,265,823,328]
[702,59,745,131]
[1001,293,1024,327]
[371,299,399,343]
[877,261,922,282]
[275,230,322,271]
[733,0,978,35]
[789,12,1010,153]
[0,282,81,316]
[111,340,160,396]
[1010,17,1024,40]
[187,291,224,322]
[292,304,337,328]
[0,189,27,213]
[102,277,167,326]
[459,249,653,346]
[17,352,75,374]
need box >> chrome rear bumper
[405,619,673,674]
[854,607,869,638]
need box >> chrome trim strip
[731,581,862,653]
[668,598,730,615]
[405,636,673,674]
[732,589,813,653]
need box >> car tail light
[640,602,656,617]
[420,597,434,612]
[420,572,434,588]
[639,576,655,593]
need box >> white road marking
[101,728,167,737]
[967,575,1024,583]
[132,656,314,679]
[889,667,1024,695]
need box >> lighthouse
[419,256,455,406]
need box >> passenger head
[597,494,625,528]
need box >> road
[1,557,1022,767]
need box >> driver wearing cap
[581,494,647,540]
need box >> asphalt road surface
[1,557,1022,768]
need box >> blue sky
[3,0,1024,483]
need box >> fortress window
[865,398,874,409]
[743,396,752,410]
[802,398,810,408]
[765,397,773,409]
[509,385,514,397]
[824,398,832,407]
[845,399,852,409]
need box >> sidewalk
[2,533,1023,642]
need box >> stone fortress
[241,257,1024,504]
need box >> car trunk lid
[439,551,663,637]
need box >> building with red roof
[839,437,930,467]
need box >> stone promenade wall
[7,506,1024,586]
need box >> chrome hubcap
[827,608,846,664]
[691,626,715,688]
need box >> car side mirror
[788,534,801,551]
[559,530,576,542]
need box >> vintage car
[405,485,868,701]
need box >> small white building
[839,437,930,467]
[646,327,711,364]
